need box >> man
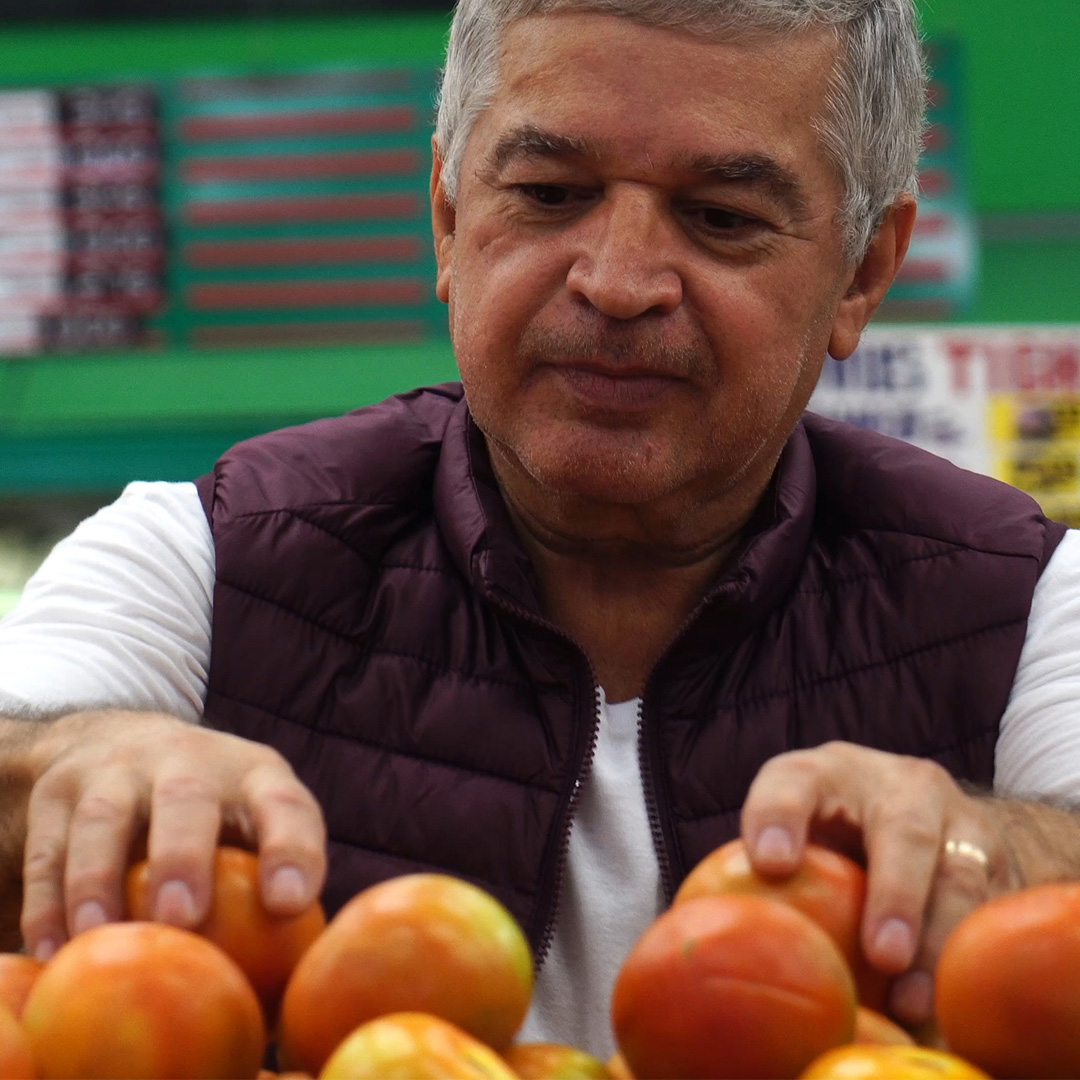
[3,0,1080,1059]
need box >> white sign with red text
[809,326,1080,524]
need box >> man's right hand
[19,710,327,960]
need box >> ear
[431,136,457,305]
[828,194,918,360]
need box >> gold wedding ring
[943,838,990,870]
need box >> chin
[515,438,685,506]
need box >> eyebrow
[486,123,811,220]
[488,124,592,174]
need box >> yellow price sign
[989,396,1080,442]
[1036,497,1080,529]
[997,450,1080,496]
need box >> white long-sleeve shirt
[3,480,1080,1057]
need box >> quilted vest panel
[195,384,1066,955]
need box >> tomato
[503,1042,610,1079]
[611,895,856,1080]
[0,1002,34,1080]
[936,882,1080,1079]
[606,1052,634,1079]
[319,1012,520,1080]
[278,873,533,1075]
[0,956,43,1019]
[21,921,266,1080]
[675,839,889,1008]
[853,1006,914,1046]
[799,1044,989,1079]
[126,845,326,1022]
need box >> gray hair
[434,0,925,261]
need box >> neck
[489,446,775,702]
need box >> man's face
[434,13,867,509]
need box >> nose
[565,186,683,319]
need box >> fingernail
[72,901,107,936]
[755,826,795,864]
[267,866,306,908]
[889,970,935,1025]
[33,938,56,962]
[154,880,198,926]
[873,917,916,970]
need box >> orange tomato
[799,1044,989,1079]
[853,1006,914,1046]
[675,839,889,1008]
[0,956,43,1019]
[936,882,1080,1079]
[319,1012,520,1080]
[126,845,326,1021]
[279,873,533,1075]
[504,1042,610,1079]
[611,895,856,1080]
[21,921,266,1080]
[605,1052,634,1080]
[0,1002,34,1080]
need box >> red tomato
[0,1002,34,1080]
[126,845,325,1022]
[936,882,1080,1079]
[853,1006,915,1046]
[0,956,43,1019]
[320,1012,520,1080]
[612,895,856,1079]
[278,873,533,1075]
[21,921,266,1079]
[676,839,889,1008]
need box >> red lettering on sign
[982,338,1080,392]
[1050,343,1080,391]
[945,339,976,392]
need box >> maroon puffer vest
[195,383,1066,959]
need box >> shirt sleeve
[995,528,1080,800]
[0,481,214,723]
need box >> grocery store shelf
[0,340,458,493]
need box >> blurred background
[0,0,1077,613]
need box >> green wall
[918,0,1080,214]
[917,0,1080,324]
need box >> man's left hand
[739,741,1022,1025]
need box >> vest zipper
[485,591,603,969]
[635,694,675,904]
[636,575,747,905]
[534,681,604,968]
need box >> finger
[21,779,75,961]
[888,833,993,1026]
[63,772,143,937]
[859,761,950,977]
[145,770,224,928]
[240,760,327,915]
[741,748,830,875]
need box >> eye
[519,184,573,206]
[699,206,759,231]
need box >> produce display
[0,841,1076,1078]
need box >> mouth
[553,364,684,410]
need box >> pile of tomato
[1,840,1080,1079]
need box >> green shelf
[0,341,459,493]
